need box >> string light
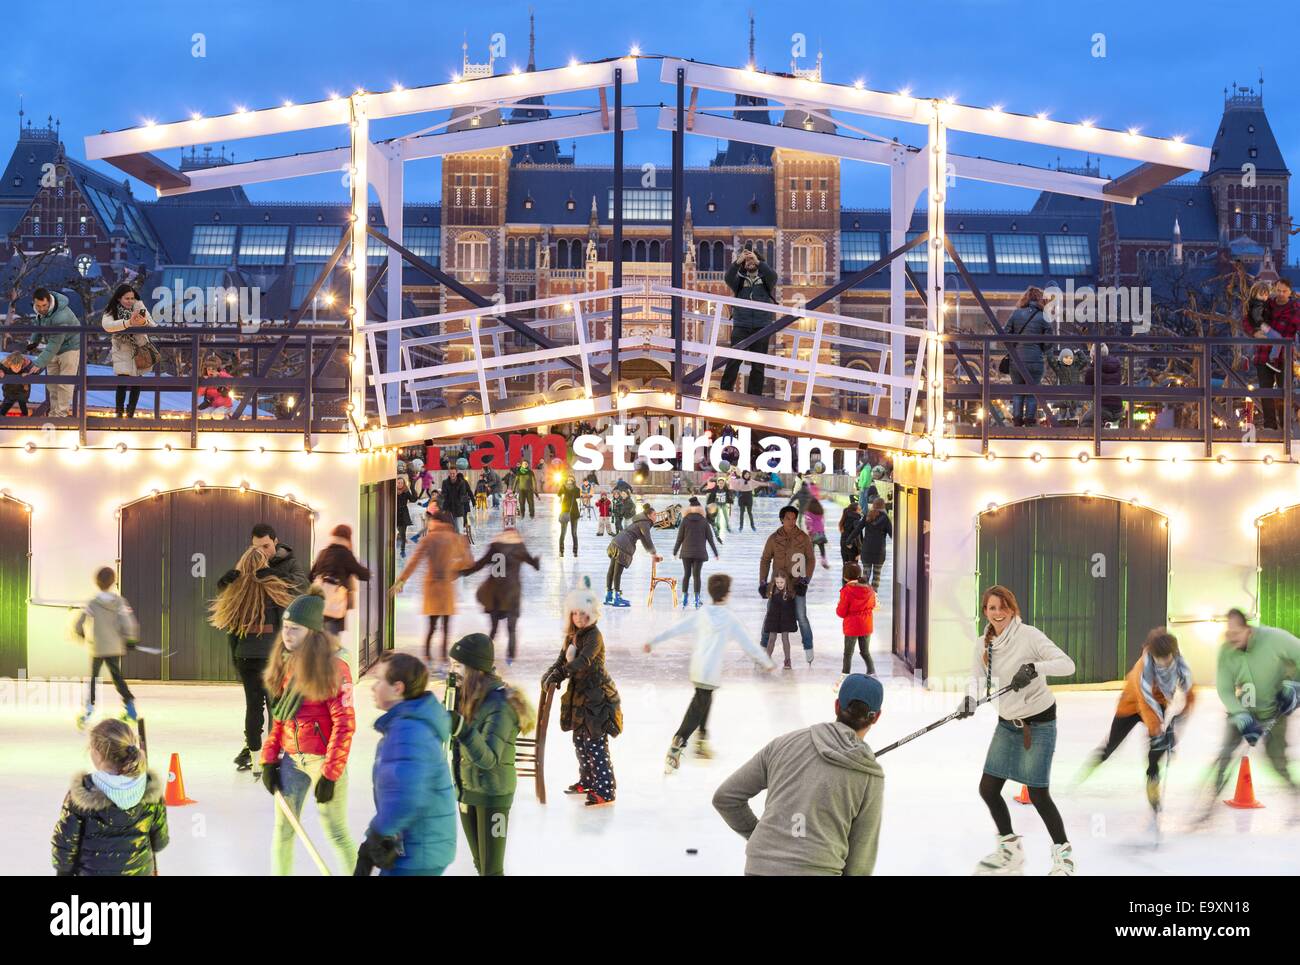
[1077,452,1090,463]
[1030,452,1043,463]
[23,442,36,454]
[114,442,128,454]
[984,451,996,462]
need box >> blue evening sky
[4,0,1293,215]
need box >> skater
[805,484,830,570]
[759,506,815,661]
[836,563,877,676]
[580,476,594,518]
[1080,628,1193,815]
[719,245,778,395]
[51,719,168,876]
[713,674,885,876]
[955,585,1077,876]
[734,470,758,531]
[604,502,662,607]
[1202,608,1300,815]
[474,474,489,513]
[838,496,863,582]
[718,472,734,533]
[613,487,635,535]
[558,475,581,557]
[260,592,358,876]
[761,575,799,669]
[483,465,502,508]
[309,523,371,635]
[859,498,892,592]
[511,458,537,519]
[703,476,726,544]
[645,573,774,771]
[73,566,140,728]
[502,487,519,528]
[671,470,682,497]
[447,633,536,875]
[396,474,414,558]
[463,526,540,663]
[210,545,298,773]
[440,467,473,534]
[358,652,457,876]
[595,490,613,536]
[392,510,473,667]
[673,496,719,608]
[543,580,622,806]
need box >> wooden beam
[1104,162,1194,199]
[102,153,191,192]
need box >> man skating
[759,506,816,662]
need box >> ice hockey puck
[686,848,698,855]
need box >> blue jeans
[794,593,813,651]
[1011,359,1045,424]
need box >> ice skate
[973,834,1024,876]
[121,700,138,722]
[584,792,615,807]
[783,658,792,670]
[604,589,615,605]
[694,593,702,608]
[693,735,712,759]
[612,592,631,607]
[681,593,690,608]
[564,782,589,795]
[805,650,814,666]
[1145,775,1162,813]
[234,746,252,771]
[76,703,94,731]
[664,736,686,774]
[1047,843,1076,876]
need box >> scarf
[984,615,1024,698]
[91,769,148,810]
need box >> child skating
[805,485,830,570]
[595,490,613,536]
[604,503,661,607]
[836,562,877,678]
[73,566,141,729]
[644,573,774,772]
[761,575,798,669]
[502,488,519,528]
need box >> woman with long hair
[447,633,536,875]
[259,592,357,875]
[463,526,539,664]
[391,510,473,668]
[100,283,157,419]
[211,546,298,772]
[859,498,893,591]
[1005,286,1052,427]
[956,585,1077,875]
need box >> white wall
[2,429,367,680]
[927,437,1296,689]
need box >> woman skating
[447,633,536,875]
[392,510,473,667]
[673,496,719,609]
[463,527,540,663]
[859,498,892,591]
[735,470,758,531]
[955,585,1077,876]
[543,580,623,806]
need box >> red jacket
[836,582,877,636]
[260,658,356,781]
[596,496,612,518]
[1246,297,1300,364]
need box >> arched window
[572,239,584,266]
[455,231,490,281]
[527,238,536,268]
[506,238,516,269]
[698,241,711,271]
[556,242,569,270]
[622,239,633,262]
[649,240,661,262]
[791,235,825,284]
[635,239,647,261]
[713,241,725,269]
[765,241,774,265]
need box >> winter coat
[609,513,657,567]
[74,591,140,657]
[614,493,636,520]
[101,307,158,377]
[1003,302,1052,370]
[968,616,1076,721]
[309,541,372,601]
[265,543,310,593]
[397,486,416,527]
[674,506,719,561]
[805,505,827,542]
[1083,354,1123,412]
[548,624,622,739]
[198,370,234,410]
[839,507,864,560]
[260,657,356,781]
[215,581,288,662]
[51,771,168,876]
[735,476,756,507]
[858,512,892,565]
[440,475,473,517]
[558,482,581,519]
[645,604,773,689]
[763,588,799,634]
[512,464,536,494]
[3,357,36,402]
[369,692,458,874]
[1115,653,1195,737]
[1216,625,1300,720]
[464,538,539,616]
[501,491,519,517]
[455,681,528,807]
[397,522,473,617]
[759,525,816,587]
[596,496,612,518]
[724,257,779,330]
[713,721,884,876]
[31,291,82,368]
[482,468,501,494]
[836,582,877,636]
[1245,297,1300,364]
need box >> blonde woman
[211,546,298,772]
[955,585,1076,875]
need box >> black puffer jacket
[674,507,718,561]
[724,257,779,329]
[859,511,893,565]
[441,474,473,517]
[51,772,168,876]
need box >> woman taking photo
[211,546,298,772]
[447,633,536,876]
[955,585,1076,876]
[543,579,622,807]
[259,592,358,875]
[100,284,158,420]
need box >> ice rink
[3,495,1295,876]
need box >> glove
[260,761,280,795]
[353,848,376,877]
[1277,679,1300,717]
[1009,662,1038,692]
[1150,726,1176,753]
[955,695,977,720]
[1231,712,1264,745]
[359,830,401,871]
[314,776,336,804]
[794,578,809,597]
[758,582,769,599]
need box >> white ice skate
[664,736,685,774]
[973,834,1024,876]
[693,735,712,760]
[75,704,94,731]
[1047,843,1076,876]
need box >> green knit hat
[284,592,325,632]
[449,632,494,672]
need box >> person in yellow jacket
[1079,628,1193,813]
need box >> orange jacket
[835,582,877,636]
[1115,654,1195,736]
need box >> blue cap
[838,673,884,712]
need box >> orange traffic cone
[164,752,197,806]
[1224,757,1265,809]
[1014,784,1032,805]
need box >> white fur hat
[562,576,602,624]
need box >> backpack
[313,578,350,619]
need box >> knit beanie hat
[284,592,325,631]
[449,632,494,673]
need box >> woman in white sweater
[956,584,1076,876]
[100,284,158,419]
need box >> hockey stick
[273,790,333,876]
[874,684,1015,757]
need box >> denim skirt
[982,717,1057,787]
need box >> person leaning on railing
[100,284,158,419]
[1244,278,1300,431]
[27,287,81,418]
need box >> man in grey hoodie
[713,674,885,876]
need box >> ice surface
[2,495,1295,875]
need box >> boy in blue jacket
[358,651,457,875]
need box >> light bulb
[984,451,996,462]
[24,441,36,453]
[1030,452,1042,463]
[1078,452,1090,463]
[115,442,128,454]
